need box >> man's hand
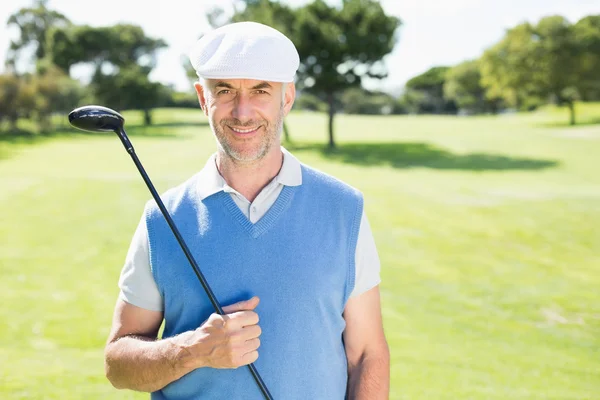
[177,296,262,370]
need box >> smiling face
[194,79,295,163]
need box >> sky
[1,0,599,94]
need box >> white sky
[1,0,598,94]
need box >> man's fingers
[242,324,262,340]
[241,350,259,366]
[229,323,262,343]
[222,296,260,314]
[247,337,261,351]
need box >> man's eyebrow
[213,81,235,89]
[251,82,273,90]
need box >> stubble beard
[210,105,285,164]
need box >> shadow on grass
[0,121,197,143]
[124,121,209,138]
[288,142,559,171]
[0,129,44,160]
[126,121,210,129]
[0,122,201,161]
[534,116,600,128]
[0,128,41,144]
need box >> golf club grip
[125,149,274,400]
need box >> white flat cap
[188,22,300,83]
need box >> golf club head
[68,105,134,151]
[68,105,124,134]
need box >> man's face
[195,79,295,163]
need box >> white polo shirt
[119,148,381,311]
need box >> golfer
[104,22,389,399]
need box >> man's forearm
[104,333,195,392]
[347,350,390,400]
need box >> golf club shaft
[119,131,273,400]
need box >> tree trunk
[38,114,52,133]
[9,115,18,132]
[568,101,575,126]
[327,93,335,149]
[144,109,152,126]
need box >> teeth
[231,127,258,133]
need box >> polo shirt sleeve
[118,214,164,312]
[349,210,381,299]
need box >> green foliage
[6,0,71,72]
[0,73,35,130]
[444,61,482,112]
[293,0,399,94]
[166,91,199,109]
[444,60,502,114]
[405,66,450,92]
[479,15,599,125]
[340,87,397,115]
[92,65,169,125]
[533,16,581,104]
[46,22,168,125]
[480,23,535,107]
[48,24,167,74]
[30,66,85,131]
[0,68,84,132]
[230,0,296,34]
[403,66,457,114]
[293,92,327,112]
[573,15,600,101]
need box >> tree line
[0,0,173,132]
[404,14,600,126]
[1,0,599,147]
[287,12,600,128]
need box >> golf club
[68,105,274,400]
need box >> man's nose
[231,94,253,122]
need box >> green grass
[1,106,599,399]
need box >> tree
[573,15,600,101]
[481,16,581,125]
[403,66,457,114]
[92,65,168,125]
[444,60,502,114]
[220,0,400,148]
[294,92,327,112]
[47,23,167,124]
[31,65,84,131]
[0,73,35,131]
[6,0,70,72]
[341,87,396,115]
[480,23,535,109]
[0,68,83,133]
[48,23,166,74]
[295,0,400,147]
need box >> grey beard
[211,105,285,163]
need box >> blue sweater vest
[145,164,363,399]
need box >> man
[104,22,389,399]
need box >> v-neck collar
[196,147,303,201]
[220,185,296,238]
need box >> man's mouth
[229,126,260,134]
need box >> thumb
[222,296,260,314]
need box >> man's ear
[194,82,209,116]
[282,82,296,116]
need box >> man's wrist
[168,330,207,372]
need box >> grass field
[1,105,599,399]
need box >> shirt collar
[196,146,302,201]
[276,147,302,187]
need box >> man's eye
[255,90,268,95]
[217,90,231,95]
